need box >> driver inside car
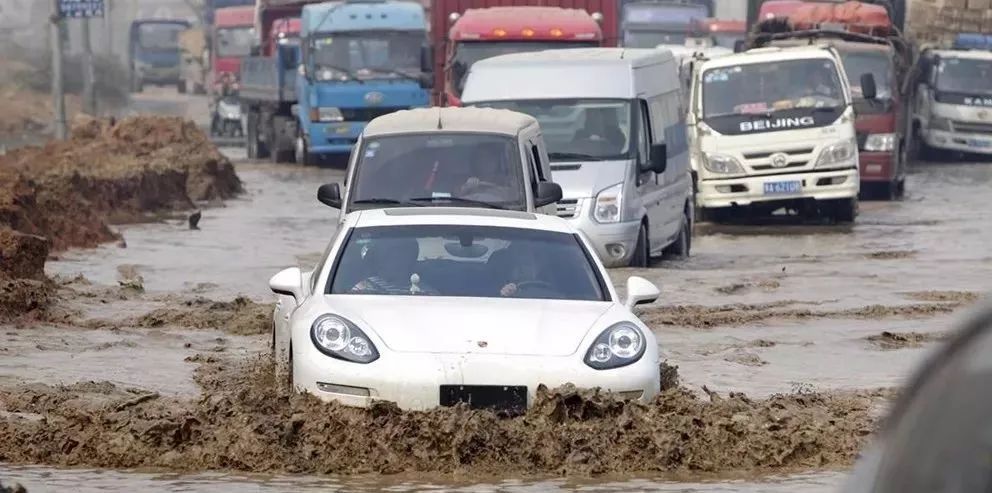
[351,237,437,295]
[490,246,546,297]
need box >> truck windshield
[216,27,254,58]
[450,41,598,96]
[840,51,893,101]
[702,58,845,118]
[138,24,185,51]
[623,30,687,48]
[936,58,992,96]
[472,99,633,162]
[311,30,424,80]
[350,133,526,210]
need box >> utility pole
[50,0,67,140]
[82,16,97,115]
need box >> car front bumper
[293,341,660,411]
[923,129,992,155]
[560,201,641,268]
[697,167,859,209]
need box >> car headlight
[863,133,895,152]
[310,314,379,364]
[593,182,623,224]
[816,139,857,168]
[584,322,646,370]
[702,153,745,174]
[313,107,343,123]
[929,116,951,132]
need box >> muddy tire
[246,114,269,160]
[270,116,295,164]
[296,135,315,166]
[629,222,649,268]
[275,345,293,395]
[663,211,691,259]
[825,197,857,223]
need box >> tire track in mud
[0,356,888,476]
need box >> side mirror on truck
[649,143,667,174]
[861,73,878,100]
[534,182,563,208]
[734,39,746,53]
[317,183,342,209]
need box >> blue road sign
[59,0,105,18]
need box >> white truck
[912,46,992,159]
[688,44,871,222]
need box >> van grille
[557,199,580,218]
[952,120,992,135]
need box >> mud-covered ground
[2,92,992,491]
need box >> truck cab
[295,0,433,162]
[689,45,868,222]
[440,6,604,106]
[619,1,709,49]
[128,19,192,93]
[211,6,256,95]
[316,107,563,220]
[913,44,992,159]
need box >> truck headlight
[310,314,379,364]
[592,183,623,224]
[584,322,646,370]
[816,139,856,168]
[929,117,951,132]
[863,133,895,152]
[310,107,343,123]
[702,153,744,174]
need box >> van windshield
[936,58,992,96]
[349,133,527,211]
[702,58,845,118]
[471,99,633,162]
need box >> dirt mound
[0,356,883,476]
[0,229,53,319]
[865,331,948,350]
[132,296,273,335]
[642,301,964,329]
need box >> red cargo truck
[430,0,619,106]
[212,6,257,93]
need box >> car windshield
[311,30,424,80]
[450,41,598,96]
[350,133,526,210]
[936,57,992,96]
[138,23,185,50]
[840,51,893,100]
[216,27,254,58]
[623,30,687,48]
[702,58,844,118]
[329,224,606,301]
[471,99,633,161]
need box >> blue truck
[128,19,193,93]
[618,0,712,48]
[239,0,433,164]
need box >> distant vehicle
[269,207,663,412]
[179,28,209,94]
[204,0,255,26]
[315,107,563,218]
[688,44,866,222]
[619,1,710,48]
[690,18,746,50]
[211,6,256,95]
[462,48,693,267]
[912,46,992,160]
[431,0,616,106]
[128,19,192,93]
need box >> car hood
[323,295,614,356]
[549,160,628,200]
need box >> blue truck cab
[128,19,192,93]
[296,0,432,161]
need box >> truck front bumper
[858,151,897,183]
[697,167,859,209]
[307,121,366,155]
[923,129,992,155]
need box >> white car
[269,207,663,412]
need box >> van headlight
[592,183,623,224]
[816,139,856,168]
[702,153,744,174]
[863,133,895,152]
[929,117,951,132]
[310,314,379,364]
[584,322,646,370]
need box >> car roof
[346,207,575,233]
[361,107,539,137]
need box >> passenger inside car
[349,237,438,295]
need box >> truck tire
[246,113,269,160]
[270,116,295,164]
[193,83,206,95]
[296,135,315,166]
[663,210,692,259]
[177,80,187,94]
[629,222,650,268]
[825,197,857,224]
[130,75,143,93]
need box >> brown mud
[901,290,981,303]
[865,250,917,260]
[0,354,885,477]
[128,297,273,336]
[865,331,949,350]
[714,279,782,295]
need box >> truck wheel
[663,211,691,259]
[130,76,143,93]
[826,198,857,224]
[295,135,314,166]
[177,80,187,94]
[194,83,206,95]
[629,223,649,268]
[271,116,295,164]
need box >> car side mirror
[317,183,342,209]
[649,143,667,173]
[534,181,563,208]
[734,39,746,53]
[269,267,303,300]
[861,73,878,100]
[625,276,660,309]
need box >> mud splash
[0,229,52,320]
[901,290,982,303]
[715,279,782,295]
[642,301,965,329]
[865,331,948,350]
[0,355,885,476]
[865,250,916,260]
[130,297,273,336]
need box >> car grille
[339,107,408,122]
[557,199,580,218]
[439,385,527,415]
[743,146,815,171]
[952,120,992,135]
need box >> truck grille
[743,147,815,172]
[557,199,580,218]
[952,120,992,135]
[340,107,409,122]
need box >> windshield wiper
[367,66,421,82]
[314,64,362,83]
[549,152,604,161]
[408,196,506,209]
[352,198,422,207]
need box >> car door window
[530,144,546,182]
[637,99,652,171]
[524,143,539,192]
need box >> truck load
[128,19,193,93]
[430,0,618,106]
[241,0,432,164]
[211,6,257,94]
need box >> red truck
[212,6,257,93]
[749,1,909,199]
[430,0,619,106]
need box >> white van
[461,48,693,268]
[315,107,562,220]
[688,45,863,222]
[913,48,992,158]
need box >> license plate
[439,385,527,415]
[763,180,802,195]
[971,139,990,148]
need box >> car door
[633,99,667,250]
